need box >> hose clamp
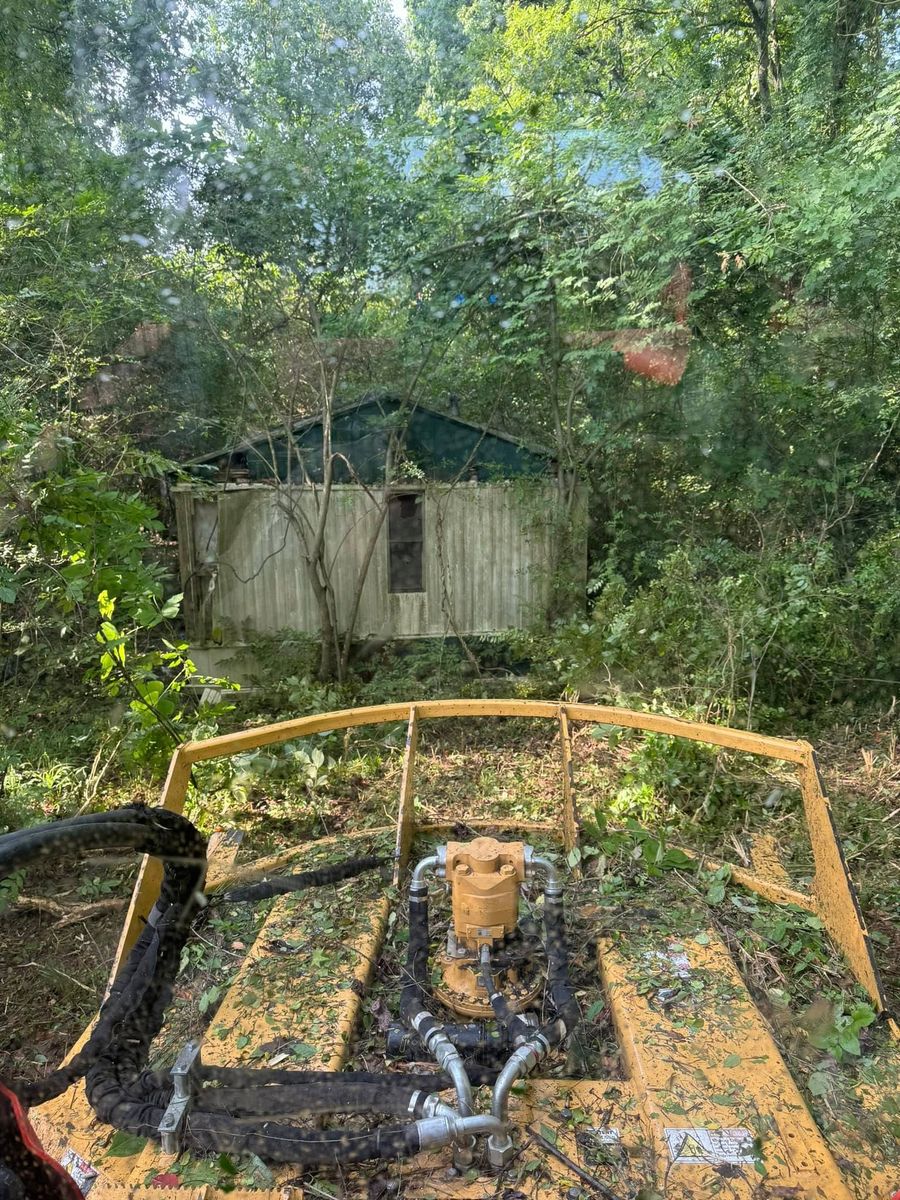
[158,1040,201,1155]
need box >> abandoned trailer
[173,396,587,647]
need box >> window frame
[386,489,425,594]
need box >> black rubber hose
[386,1020,509,1064]
[399,880,430,1023]
[215,854,386,903]
[200,1066,444,1087]
[3,810,488,1168]
[477,955,534,1045]
[194,1081,436,1118]
[200,1061,500,1088]
[186,1114,423,1165]
[84,1073,432,1166]
[3,807,206,1107]
[543,893,580,1035]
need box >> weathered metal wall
[175,482,584,642]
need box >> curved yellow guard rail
[113,699,893,1034]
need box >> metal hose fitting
[487,1029,559,1168]
[410,851,442,890]
[409,1010,474,1118]
[526,851,563,896]
[414,1113,504,1152]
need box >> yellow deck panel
[599,928,894,1199]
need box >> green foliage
[95,591,237,773]
[226,742,336,809]
[581,809,694,878]
[806,999,877,1062]
[0,869,26,916]
[611,733,742,821]
[525,531,900,721]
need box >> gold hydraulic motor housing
[446,837,526,948]
[435,837,544,1019]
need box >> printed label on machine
[665,1126,755,1164]
[644,947,692,978]
[577,1126,622,1167]
[59,1148,98,1195]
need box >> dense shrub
[526,528,900,722]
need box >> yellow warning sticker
[665,1127,755,1165]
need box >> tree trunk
[338,498,388,681]
[743,0,781,117]
[830,0,867,134]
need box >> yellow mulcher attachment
[9,701,899,1199]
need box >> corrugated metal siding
[177,482,572,641]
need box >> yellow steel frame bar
[112,700,893,1034]
[558,706,579,856]
[392,703,419,886]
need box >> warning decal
[665,1126,755,1165]
[60,1148,99,1196]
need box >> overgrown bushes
[521,528,900,724]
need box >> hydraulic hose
[214,854,386,903]
[182,1110,503,1165]
[543,891,581,1037]
[400,854,473,1123]
[399,863,432,1021]
[1,806,207,1108]
[487,873,579,1162]
[478,947,534,1046]
[386,1019,509,1064]
[404,1006,474,1119]
[1,811,499,1171]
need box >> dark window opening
[388,493,424,593]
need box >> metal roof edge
[185,394,558,467]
